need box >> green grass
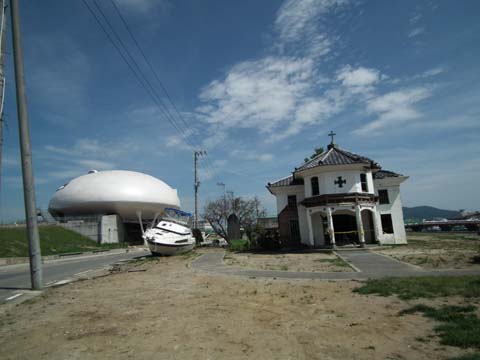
[400,304,480,349]
[0,225,125,257]
[353,276,480,300]
[228,239,249,252]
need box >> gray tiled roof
[267,175,304,188]
[373,169,403,179]
[295,146,378,172]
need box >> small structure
[227,214,241,240]
[267,135,408,248]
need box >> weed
[399,304,480,349]
[354,276,480,300]
[228,239,250,252]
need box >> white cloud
[198,57,316,132]
[419,66,446,78]
[336,65,381,93]
[275,0,348,58]
[114,0,169,14]
[275,0,347,43]
[354,87,432,135]
[231,149,274,162]
[408,27,425,38]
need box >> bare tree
[203,195,266,243]
[203,198,228,240]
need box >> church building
[267,134,408,248]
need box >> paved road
[192,250,480,280]
[0,249,147,303]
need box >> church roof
[295,145,379,172]
[267,175,304,188]
[373,169,403,179]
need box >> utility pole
[10,0,42,289]
[0,0,7,204]
[193,150,206,229]
[217,182,226,228]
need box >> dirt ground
[224,251,352,272]
[0,248,476,360]
[376,232,480,270]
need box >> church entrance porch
[305,203,379,248]
[332,212,358,246]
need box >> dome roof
[49,170,180,221]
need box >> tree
[304,147,324,163]
[202,195,266,243]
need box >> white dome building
[49,170,181,222]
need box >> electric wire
[108,0,219,177]
[83,0,217,180]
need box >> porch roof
[300,192,378,208]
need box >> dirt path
[0,249,472,359]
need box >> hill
[403,206,460,222]
[0,225,124,257]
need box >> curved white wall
[49,170,180,221]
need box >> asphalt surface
[0,249,147,303]
[192,250,480,280]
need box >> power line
[82,0,219,181]
[85,0,190,146]
[107,0,219,177]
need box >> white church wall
[374,183,407,244]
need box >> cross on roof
[328,131,336,144]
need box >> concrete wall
[59,214,125,244]
[61,220,99,242]
[100,215,125,244]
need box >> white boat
[142,208,195,256]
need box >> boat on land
[142,208,195,256]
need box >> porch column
[371,206,381,244]
[355,205,366,247]
[326,207,336,248]
[306,209,314,247]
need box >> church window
[381,214,394,234]
[360,173,368,192]
[311,176,319,196]
[379,189,389,204]
[287,195,297,208]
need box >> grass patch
[353,276,480,300]
[399,304,480,349]
[0,225,125,257]
[449,354,480,360]
[228,239,249,252]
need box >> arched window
[311,176,319,196]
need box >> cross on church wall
[334,176,346,188]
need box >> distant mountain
[403,206,460,221]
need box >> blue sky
[1,0,479,222]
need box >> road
[0,249,147,303]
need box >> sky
[1,0,479,222]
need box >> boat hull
[147,240,195,256]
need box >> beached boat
[142,208,195,255]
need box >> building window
[381,214,394,234]
[378,189,389,204]
[360,173,368,192]
[287,195,297,208]
[311,176,319,196]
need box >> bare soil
[376,232,480,270]
[0,248,476,360]
[224,251,352,272]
